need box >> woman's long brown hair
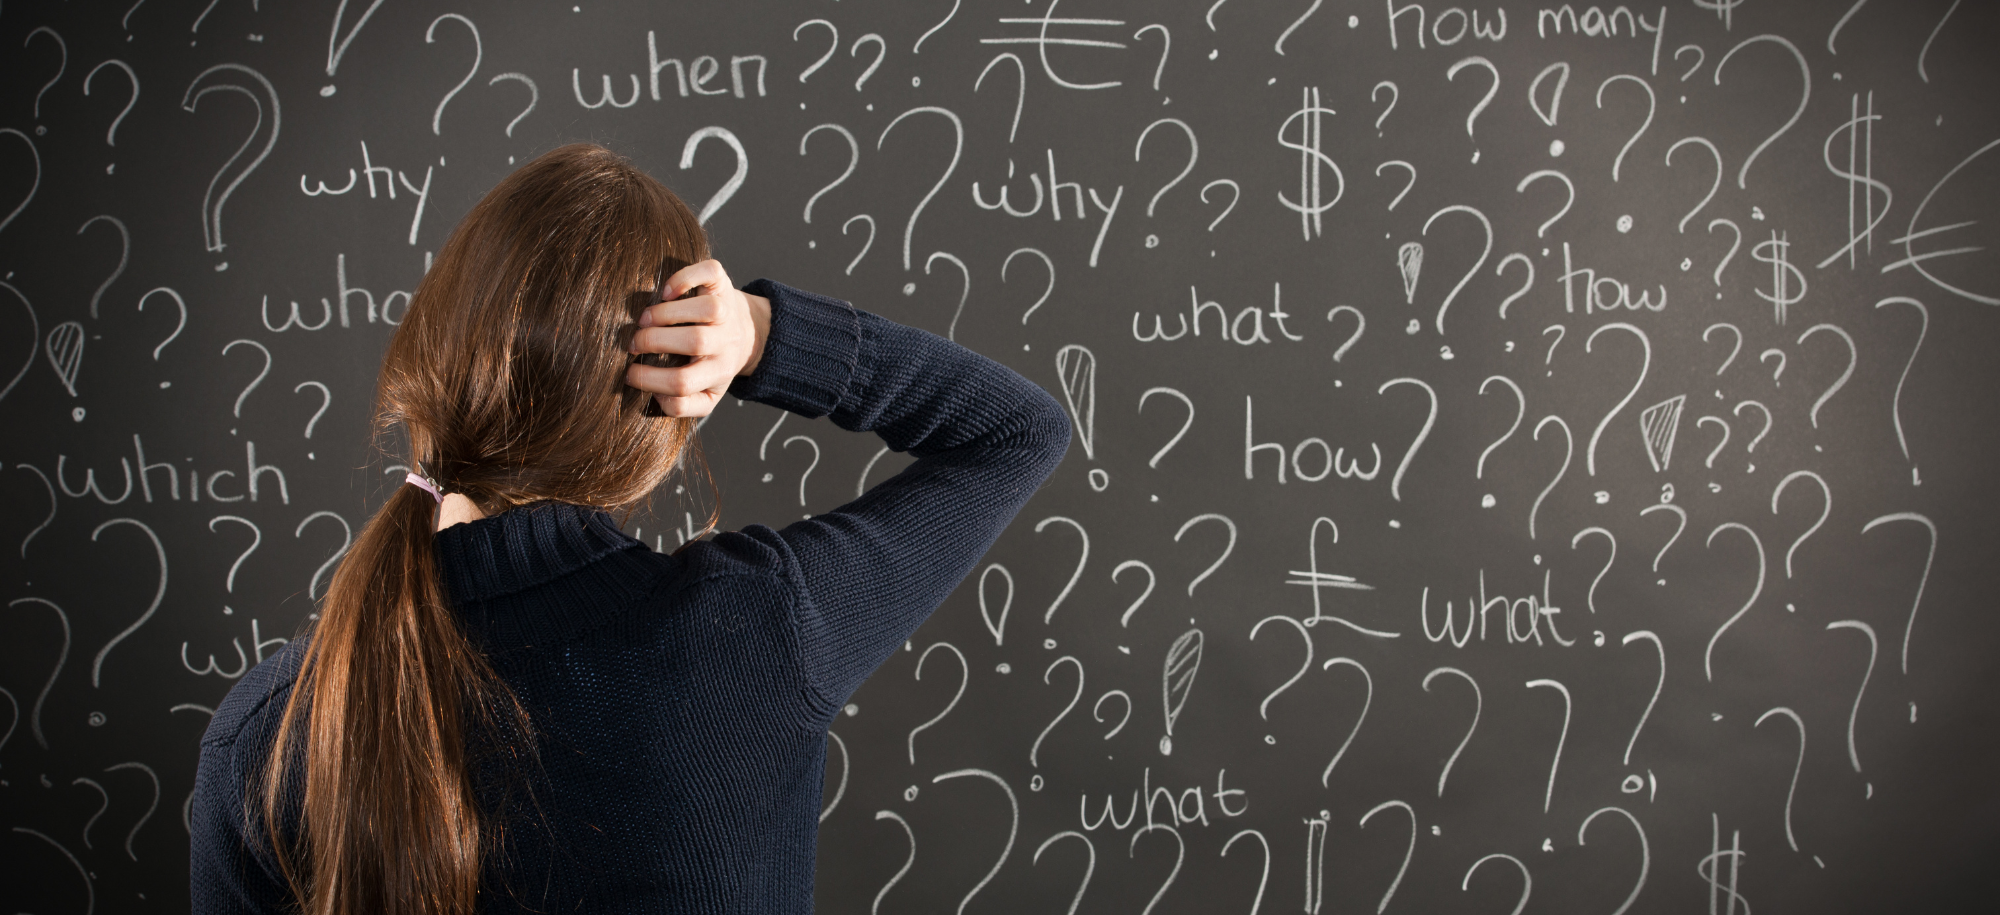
[262,144,710,915]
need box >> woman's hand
[625,259,771,417]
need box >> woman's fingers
[661,259,730,301]
[649,391,720,417]
[637,292,725,328]
[625,358,735,399]
[630,323,731,357]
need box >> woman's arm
[630,267,1070,713]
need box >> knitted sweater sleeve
[724,279,1070,713]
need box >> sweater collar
[433,502,663,647]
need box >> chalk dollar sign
[1278,86,1344,241]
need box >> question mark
[1706,218,1742,292]
[181,64,281,270]
[207,515,260,598]
[1134,118,1197,230]
[1003,248,1055,338]
[1637,502,1685,584]
[1134,25,1170,95]
[485,73,537,150]
[1759,348,1785,386]
[1540,325,1564,376]
[850,34,886,91]
[782,435,820,511]
[680,126,749,225]
[1326,306,1365,363]
[1733,399,1771,471]
[6,597,70,749]
[1874,297,1928,482]
[1110,561,1155,633]
[136,288,186,386]
[24,27,66,132]
[1421,667,1480,796]
[1137,387,1193,469]
[877,107,963,271]
[1514,170,1574,238]
[294,381,331,447]
[89,518,167,689]
[0,128,42,239]
[1753,707,1806,851]
[1769,470,1830,580]
[1198,179,1239,233]
[76,216,129,319]
[1702,322,1741,382]
[1248,615,1311,743]
[1594,74,1654,182]
[1824,619,1877,779]
[424,14,481,135]
[1370,81,1397,136]
[81,60,139,173]
[906,641,967,764]
[221,339,271,420]
[1703,522,1765,682]
[1445,57,1498,163]
[1794,324,1856,431]
[1860,512,1935,675]
[1619,631,1663,790]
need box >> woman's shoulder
[201,635,309,751]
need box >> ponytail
[263,480,519,915]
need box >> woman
[190,144,1069,914]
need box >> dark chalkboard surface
[3,0,1997,910]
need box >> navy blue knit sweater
[190,280,1071,913]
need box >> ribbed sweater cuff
[731,279,860,418]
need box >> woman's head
[266,144,709,915]
[382,142,708,513]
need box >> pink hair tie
[405,471,444,504]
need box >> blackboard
[3,0,1996,910]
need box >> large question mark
[1421,205,1493,335]
[1525,679,1571,812]
[906,641,967,765]
[81,60,139,170]
[1198,179,1239,233]
[878,107,964,271]
[1638,502,1685,584]
[424,14,480,135]
[1825,620,1877,780]
[1035,515,1089,624]
[1377,378,1437,502]
[1583,323,1651,476]
[0,127,44,239]
[1619,631,1664,789]
[76,216,129,319]
[89,518,166,689]
[1137,387,1193,469]
[181,64,281,269]
[1770,470,1830,580]
[1713,34,1810,190]
[1753,707,1807,852]
[487,73,537,144]
[1594,74,1654,182]
[1703,522,1765,682]
[1514,170,1573,238]
[1874,297,1928,482]
[1421,667,1480,796]
[24,27,66,130]
[1861,512,1935,675]
[1326,305,1365,363]
[1795,324,1858,430]
[1134,118,1196,231]
[1003,248,1055,336]
[1528,415,1571,541]
[1445,57,1498,163]
[1370,81,1398,136]
[1134,24,1170,95]
[975,53,1026,144]
[6,597,69,749]
[221,339,271,421]
[1247,615,1311,743]
[1461,853,1531,915]
[680,126,748,225]
[1318,657,1372,786]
